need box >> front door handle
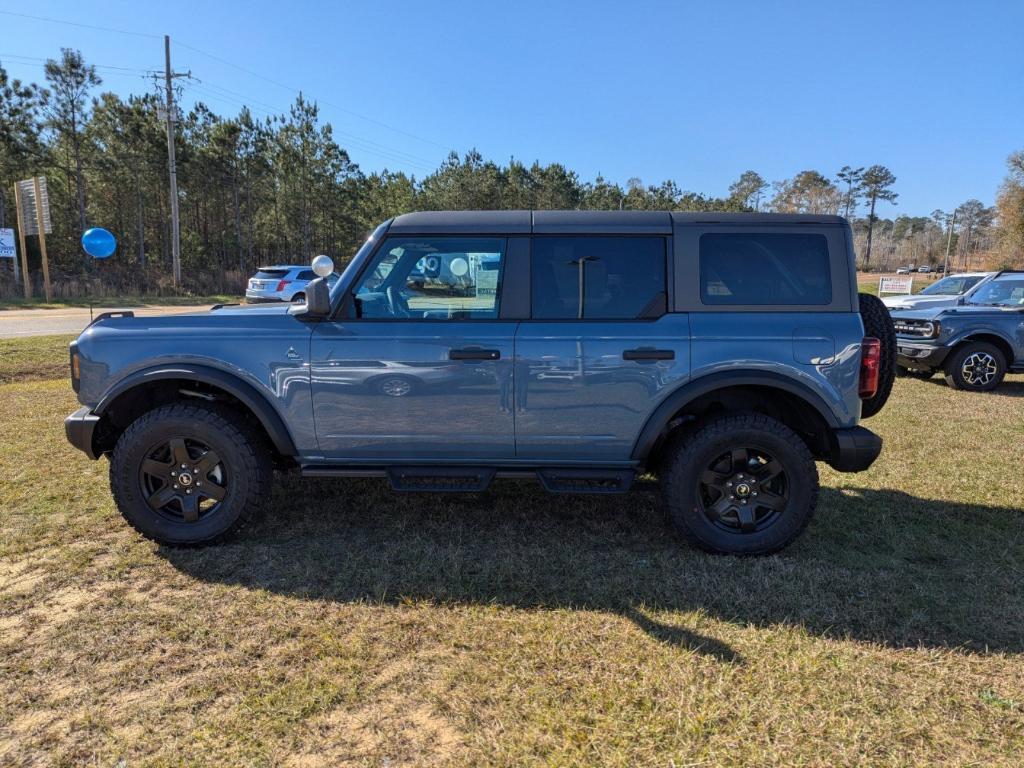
[449,348,501,361]
[623,348,675,361]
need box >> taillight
[275,280,291,291]
[859,337,881,399]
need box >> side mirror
[307,278,331,316]
[957,296,966,306]
[292,255,335,320]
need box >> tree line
[1,49,1021,297]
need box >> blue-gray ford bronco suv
[893,270,1024,391]
[65,211,894,555]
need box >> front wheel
[110,402,272,545]
[943,342,1006,392]
[660,412,819,555]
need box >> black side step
[386,466,495,493]
[536,469,635,494]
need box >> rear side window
[531,236,666,319]
[699,233,832,306]
[296,270,316,281]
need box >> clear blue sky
[2,0,1021,216]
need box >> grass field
[1,336,1023,766]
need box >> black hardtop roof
[388,210,847,235]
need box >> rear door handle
[623,348,675,361]
[449,348,501,361]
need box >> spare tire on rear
[858,292,896,418]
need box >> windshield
[919,275,983,296]
[330,221,390,300]
[966,278,1024,307]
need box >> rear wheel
[943,342,1006,392]
[290,292,306,304]
[110,402,271,545]
[660,412,819,555]
[859,292,896,418]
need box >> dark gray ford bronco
[65,211,893,554]
[893,270,1024,391]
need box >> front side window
[351,237,505,319]
[700,233,832,306]
[531,236,666,320]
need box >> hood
[890,303,1017,323]
[881,294,959,310]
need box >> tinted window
[297,270,316,281]
[254,268,289,279]
[352,237,505,319]
[531,236,666,319]
[700,233,831,305]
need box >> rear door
[514,217,690,461]
[310,235,518,459]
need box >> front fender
[94,364,299,456]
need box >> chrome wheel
[961,352,998,387]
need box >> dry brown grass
[1,339,1023,766]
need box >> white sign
[879,276,913,295]
[17,177,52,235]
[0,228,14,258]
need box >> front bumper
[65,407,101,460]
[896,341,950,371]
[827,426,882,473]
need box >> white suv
[246,265,338,303]
[882,272,994,312]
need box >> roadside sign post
[32,177,52,302]
[14,176,54,302]
[12,183,31,299]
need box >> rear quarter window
[699,233,832,306]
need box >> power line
[0,10,161,39]
[0,51,154,75]
[1,8,452,155]
[171,40,452,152]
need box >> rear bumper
[65,407,101,460]
[896,341,949,370]
[244,292,287,304]
[827,426,882,473]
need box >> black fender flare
[95,364,298,456]
[630,371,841,462]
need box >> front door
[514,235,690,461]
[311,235,516,459]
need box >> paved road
[0,305,209,338]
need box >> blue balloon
[82,227,117,259]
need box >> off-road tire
[660,412,819,555]
[943,341,1006,392]
[858,292,896,418]
[110,402,272,545]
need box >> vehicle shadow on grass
[918,375,1024,398]
[159,479,1024,660]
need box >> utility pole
[163,35,183,288]
[943,210,956,276]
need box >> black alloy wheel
[698,446,789,534]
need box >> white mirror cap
[312,254,334,278]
